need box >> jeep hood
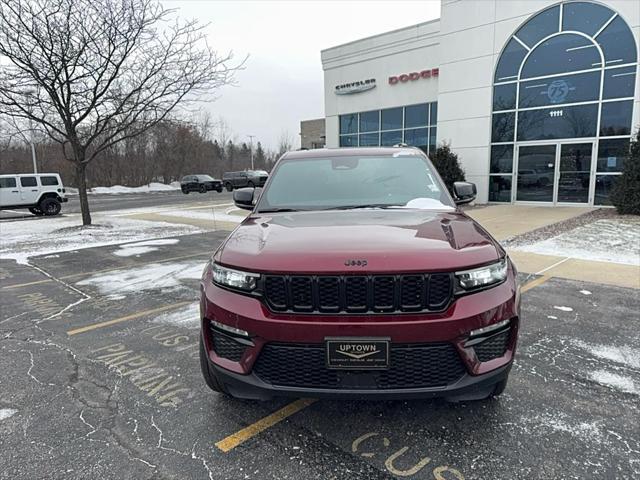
[218,210,502,273]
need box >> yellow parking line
[67,301,191,336]
[2,278,51,290]
[215,398,317,453]
[521,274,551,293]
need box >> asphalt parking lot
[1,230,639,480]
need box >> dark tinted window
[600,101,633,136]
[40,176,59,186]
[521,34,600,79]
[519,71,600,108]
[0,177,17,188]
[404,104,428,128]
[381,108,402,130]
[493,83,516,111]
[491,112,515,143]
[603,66,636,99]
[490,145,514,173]
[594,175,619,206]
[340,114,358,134]
[597,138,629,172]
[429,128,437,153]
[489,175,512,202]
[359,133,379,146]
[562,2,613,36]
[515,5,559,48]
[596,16,637,66]
[429,102,438,124]
[494,38,528,82]
[403,128,428,147]
[339,135,357,147]
[380,130,402,146]
[20,177,37,187]
[359,111,379,132]
[517,104,598,141]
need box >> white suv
[0,173,68,216]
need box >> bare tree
[0,0,242,224]
[277,131,294,156]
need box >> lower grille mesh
[474,330,510,362]
[212,331,247,362]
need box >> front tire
[181,187,189,194]
[39,198,61,216]
[199,335,229,395]
[490,378,508,397]
[225,183,233,192]
[199,184,207,194]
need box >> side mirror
[453,181,476,205]
[233,187,256,210]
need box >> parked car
[199,147,520,401]
[222,170,269,191]
[180,175,223,194]
[0,173,68,216]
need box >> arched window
[489,1,637,205]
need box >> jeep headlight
[212,263,260,291]
[455,259,508,290]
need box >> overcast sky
[165,0,440,150]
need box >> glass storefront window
[600,101,633,136]
[359,111,379,133]
[603,66,637,99]
[403,128,428,147]
[493,83,516,111]
[429,127,437,152]
[515,5,559,48]
[518,71,600,108]
[521,34,600,79]
[404,104,428,128]
[597,138,630,172]
[492,112,515,143]
[381,108,403,130]
[562,1,614,37]
[490,145,514,173]
[381,130,402,146]
[429,102,438,125]
[517,104,597,141]
[494,38,528,82]
[594,174,620,205]
[596,16,638,66]
[340,114,357,135]
[359,133,379,147]
[339,135,357,147]
[489,175,512,202]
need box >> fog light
[469,319,510,338]
[211,320,249,338]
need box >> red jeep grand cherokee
[200,147,520,401]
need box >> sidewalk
[466,205,640,289]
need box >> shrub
[428,142,465,194]
[610,129,640,215]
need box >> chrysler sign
[335,78,376,95]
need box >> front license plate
[325,338,390,370]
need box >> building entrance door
[515,142,594,205]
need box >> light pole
[25,90,37,173]
[247,134,255,170]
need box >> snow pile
[589,370,638,395]
[77,260,205,294]
[157,207,246,224]
[513,218,640,265]
[112,238,179,257]
[572,340,640,369]
[66,182,181,195]
[0,408,18,421]
[0,215,201,264]
[152,301,200,328]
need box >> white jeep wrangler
[0,173,68,216]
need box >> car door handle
[31,189,38,191]
[12,190,19,193]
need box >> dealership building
[319,0,639,205]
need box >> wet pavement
[1,231,638,480]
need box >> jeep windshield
[256,153,455,212]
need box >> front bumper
[200,267,520,400]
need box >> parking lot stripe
[66,301,192,336]
[215,398,317,453]
[521,275,551,293]
[2,278,51,289]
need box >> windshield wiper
[323,204,400,210]
[256,208,301,213]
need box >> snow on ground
[152,301,200,329]
[112,239,179,257]
[589,370,639,395]
[572,340,640,369]
[513,218,640,266]
[553,306,573,312]
[155,207,246,224]
[0,408,18,421]
[77,260,205,295]
[68,182,181,195]
[0,215,201,264]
